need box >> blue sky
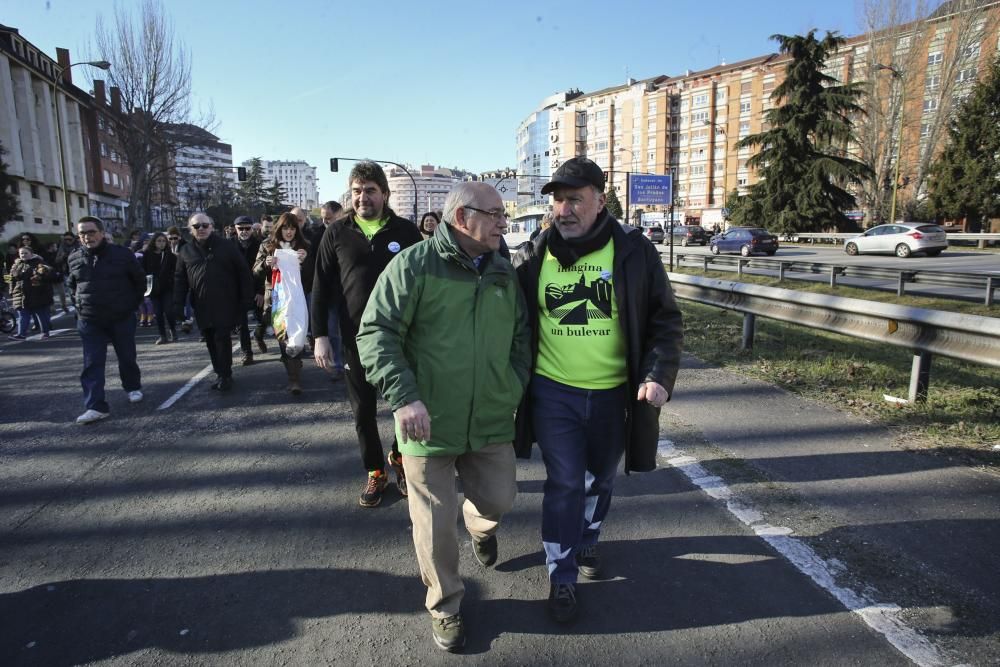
[5,0,862,201]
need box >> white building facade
[174,128,235,216]
[248,159,318,210]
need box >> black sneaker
[548,583,578,623]
[431,614,465,652]
[211,376,233,391]
[359,470,387,508]
[576,544,602,579]
[241,351,254,366]
[387,451,407,497]
[472,535,497,567]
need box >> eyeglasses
[236,226,252,232]
[190,223,211,230]
[78,229,100,237]
[167,236,180,241]
[464,206,509,223]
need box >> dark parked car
[671,225,709,246]
[642,225,665,244]
[710,227,779,256]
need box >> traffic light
[330,158,339,172]
[237,167,247,181]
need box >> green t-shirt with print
[535,238,626,389]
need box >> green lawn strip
[677,299,1000,469]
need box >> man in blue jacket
[66,216,147,424]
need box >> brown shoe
[387,451,407,497]
[360,470,388,508]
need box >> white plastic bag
[271,248,308,357]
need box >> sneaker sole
[432,634,465,652]
[577,565,600,580]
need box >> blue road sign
[629,174,673,206]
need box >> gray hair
[442,182,495,224]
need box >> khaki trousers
[402,443,517,618]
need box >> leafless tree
[852,0,999,222]
[92,0,214,230]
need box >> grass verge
[677,296,1000,470]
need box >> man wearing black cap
[232,215,266,364]
[512,156,684,623]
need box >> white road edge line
[157,343,240,411]
[657,439,952,667]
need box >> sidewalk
[664,354,1000,661]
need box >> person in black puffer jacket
[66,216,146,424]
[141,232,177,344]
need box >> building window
[923,98,939,113]
[693,94,709,108]
[691,111,709,123]
[9,181,18,195]
[927,52,943,66]
[53,219,59,226]
[103,169,110,185]
[78,195,85,208]
[741,81,753,94]
[920,123,930,138]
[100,142,108,157]
[957,67,977,83]
[31,184,40,199]
[35,217,43,225]
[925,74,941,91]
[739,121,751,134]
[962,42,980,60]
[740,101,751,114]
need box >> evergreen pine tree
[264,179,288,212]
[0,141,19,237]
[236,157,266,210]
[733,31,872,234]
[605,187,624,219]
[928,56,1000,232]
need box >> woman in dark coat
[253,212,314,394]
[8,247,56,340]
[141,232,177,344]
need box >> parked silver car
[844,223,948,258]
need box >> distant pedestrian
[173,213,254,391]
[312,160,422,507]
[7,246,57,340]
[254,212,314,394]
[232,215,266,363]
[357,182,530,652]
[141,232,177,344]
[418,211,440,239]
[512,157,684,622]
[53,231,80,314]
[309,201,345,381]
[66,216,146,424]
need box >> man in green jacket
[357,182,531,653]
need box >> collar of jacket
[529,209,641,270]
[341,206,402,233]
[433,222,502,274]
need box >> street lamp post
[616,146,638,225]
[330,156,417,222]
[877,63,904,223]
[51,59,111,232]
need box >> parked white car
[844,223,948,258]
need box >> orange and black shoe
[360,469,388,508]
[387,451,408,498]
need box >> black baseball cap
[234,216,253,227]
[541,157,605,195]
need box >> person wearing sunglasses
[173,213,255,391]
[65,216,147,425]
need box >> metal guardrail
[792,232,1000,249]
[674,253,998,306]
[667,272,1000,402]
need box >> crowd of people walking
[3,157,684,654]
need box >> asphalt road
[658,243,1000,302]
[0,315,995,665]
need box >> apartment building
[84,78,131,233]
[386,164,477,221]
[516,0,1000,228]
[0,25,92,237]
[247,159,318,210]
[173,125,235,217]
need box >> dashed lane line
[657,439,952,667]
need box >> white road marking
[657,439,949,667]
[157,343,240,411]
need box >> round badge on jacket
[388,241,401,253]
[600,270,612,281]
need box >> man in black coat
[312,161,422,508]
[174,213,255,391]
[66,216,147,424]
[512,157,684,623]
[232,215,265,364]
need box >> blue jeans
[17,308,50,337]
[531,374,627,584]
[78,317,141,413]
